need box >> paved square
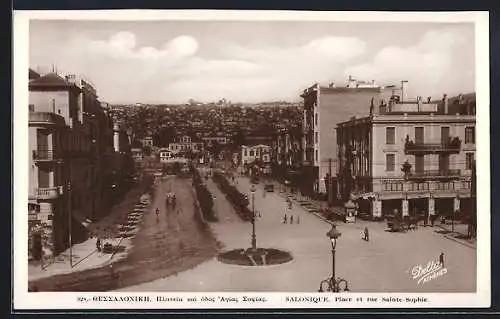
[119,175,476,292]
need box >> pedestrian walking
[96,237,102,252]
[283,214,287,224]
[439,252,445,267]
[363,227,370,242]
[296,215,300,224]
[290,215,294,224]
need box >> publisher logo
[411,260,447,284]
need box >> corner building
[300,78,393,197]
[336,93,476,219]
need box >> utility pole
[68,181,73,268]
[470,159,476,238]
[328,158,333,206]
[68,129,73,268]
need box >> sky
[29,20,475,104]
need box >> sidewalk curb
[442,233,476,250]
[435,225,476,249]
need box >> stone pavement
[435,222,476,249]
[28,236,130,281]
[118,175,476,292]
[28,176,154,282]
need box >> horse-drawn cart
[387,216,418,232]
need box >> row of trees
[212,172,253,222]
[191,168,218,222]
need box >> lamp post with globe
[250,183,257,251]
[318,224,350,292]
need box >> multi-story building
[336,93,476,219]
[241,144,272,166]
[28,69,132,260]
[273,127,303,184]
[168,135,204,155]
[28,71,89,258]
[300,77,394,197]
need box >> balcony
[407,169,461,180]
[29,112,66,126]
[34,186,63,200]
[404,137,461,154]
[33,150,63,162]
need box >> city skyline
[30,20,475,104]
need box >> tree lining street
[29,175,219,291]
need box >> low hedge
[212,172,252,222]
[192,169,217,222]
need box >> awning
[356,192,377,200]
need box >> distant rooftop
[301,76,387,96]
[29,72,81,91]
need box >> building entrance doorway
[435,198,454,217]
[382,199,402,217]
[30,232,42,261]
[409,198,428,216]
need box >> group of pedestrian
[282,214,300,224]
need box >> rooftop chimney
[401,80,408,102]
[443,94,449,114]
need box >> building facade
[28,70,132,260]
[336,93,476,219]
[241,144,272,166]
[202,136,229,145]
[300,77,394,196]
[158,148,173,162]
[168,135,204,155]
[28,72,88,259]
[131,147,144,161]
[272,127,303,185]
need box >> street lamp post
[68,182,73,268]
[250,184,257,251]
[318,224,349,292]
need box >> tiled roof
[29,72,81,91]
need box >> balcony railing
[408,169,461,179]
[33,150,62,161]
[35,186,63,200]
[404,137,461,154]
[29,112,66,126]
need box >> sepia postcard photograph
[13,10,490,310]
